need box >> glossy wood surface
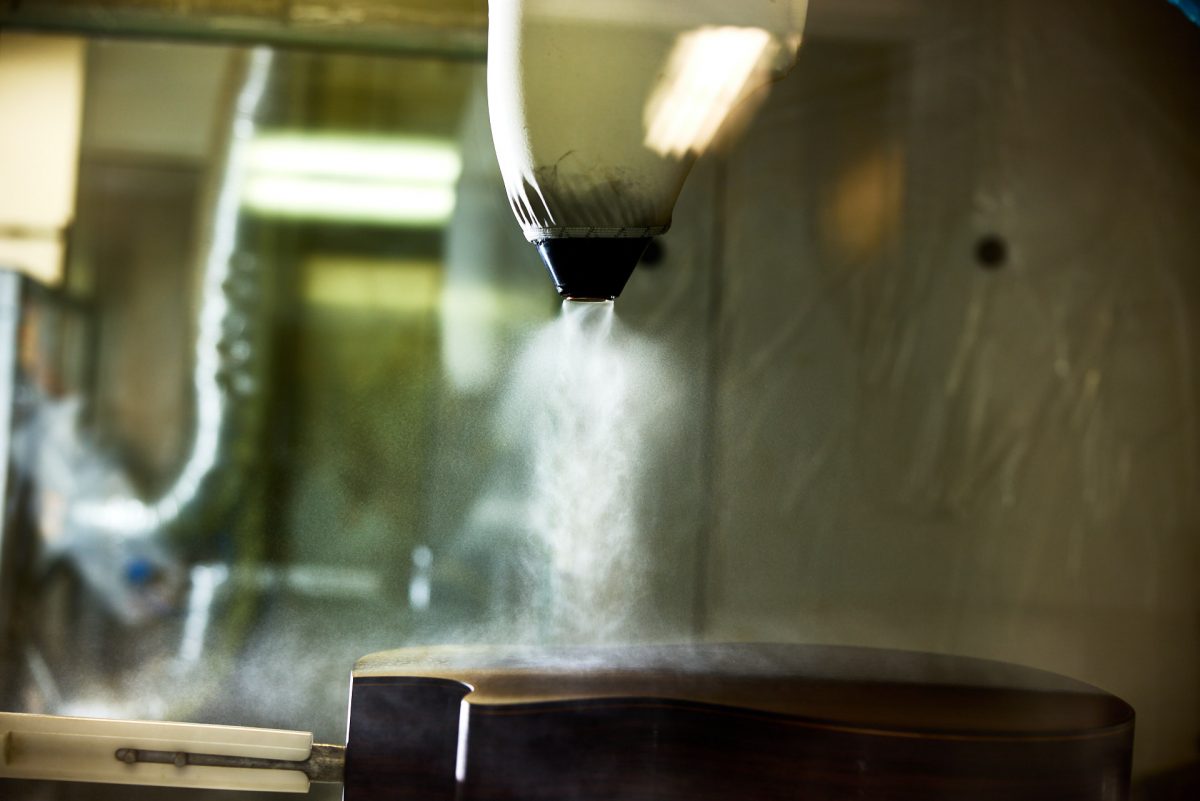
[344,644,1134,801]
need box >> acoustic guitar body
[344,644,1133,801]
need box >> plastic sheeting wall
[695,0,1200,776]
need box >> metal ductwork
[20,50,277,626]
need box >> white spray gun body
[487,0,809,299]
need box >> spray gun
[487,0,809,300]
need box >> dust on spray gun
[486,0,809,301]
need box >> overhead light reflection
[303,256,440,311]
[643,26,777,159]
[241,135,462,226]
[244,175,456,226]
[246,135,461,184]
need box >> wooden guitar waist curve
[344,643,1134,801]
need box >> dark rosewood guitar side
[343,644,1134,801]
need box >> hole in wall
[975,234,1008,270]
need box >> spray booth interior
[0,0,1198,799]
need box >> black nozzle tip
[534,237,652,301]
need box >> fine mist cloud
[468,301,685,645]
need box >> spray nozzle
[535,237,652,301]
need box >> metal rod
[114,743,346,784]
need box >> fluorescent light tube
[241,134,462,225]
[243,175,456,225]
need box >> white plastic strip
[0,712,312,793]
